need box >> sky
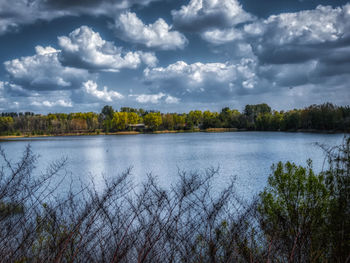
[0,0,349,113]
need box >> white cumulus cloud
[165,95,180,104]
[58,26,158,71]
[135,93,165,104]
[143,59,258,102]
[82,80,124,102]
[4,46,88,90]
[132,93,180,104]
[199,3,350,48]
[172,0,254,31]
[144,60,252,85]
[31,99,73,108]
[114,12,188,50]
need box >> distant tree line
[1,103,349,135]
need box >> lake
[0,132,345,198]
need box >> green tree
[219,107,241,128]
[256,112,273,131]
[173,114,186,130]
[112,112,128,131]
[85,112,99,131]
[120,107,137,113]
[162,113,175,130]
[283,110,301,130]
[101,105,115,132]
[270,111,284,131]
[127,112,140,125]
[144,112,162,131]
[244,103,271,129]
[186,110,203,129]
[0,116,14,134]
[202,110,220,129]
[101,105,114,120]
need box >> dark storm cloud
[237,3,350,101]
[44,0,121,9]
[243,4,350,64]
[44,0,160,9]
[41,0,162,18]
[3,83,39,97]
[249,44,320,65]
[0,0,160,35]
[258,62,316,88]
[318,45,350,65]
[200,3,350,66]
[313,60,350,77]
[241,0,350,18]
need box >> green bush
[259,160,330,261]
[258,137,350,262]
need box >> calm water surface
[0,132,345,198]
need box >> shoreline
[0,128,348,140]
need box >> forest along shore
[1,103,349,137]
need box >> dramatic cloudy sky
[0,0,349,113]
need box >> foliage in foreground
[0,138,349,262]
[258,138,350,262]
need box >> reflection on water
[0,132,345,198]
